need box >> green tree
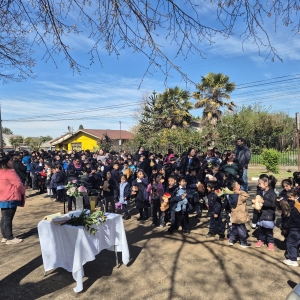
[215,104,295,152]
[24,136,53,151]
[193,72,236,126]
[9,135,23,149]
[3,127,13,134]
[155,87,192,129]
[138,87,192,138]
[79,124,84,130]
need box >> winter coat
[230,191,250,224]
[22,155,31,171]
[118,182,131,204]
[282,200,300,230]
[103,178,116,197]
[0,169,26,208]
[234,145,251,169]
[207,192,222,215]
[13,161,27,183]
[258,189,276,222]
[50,171,65,189]
[132,178,149,209]
[179,155,200,174]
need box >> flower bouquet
[65,180,88,197]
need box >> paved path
[0,183,299,300]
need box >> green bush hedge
[260,148,280,173]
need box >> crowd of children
[3,145,300,267]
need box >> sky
[1,1,300,139]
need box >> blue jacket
[22,155,31,171]
[50,171,65,188]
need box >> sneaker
[167,228,174,234]
[123,215,131,220]
[1,238,7,243]
[255,240,264,248]
[159,224,165,228]
[282,259,299,267]
[137,216,143,221]
[241,243,252,248]
[6,238,23,245]
[228,240,235,246]
[44,195,50,198]
[251,223,257,229]
[182,230,190,235]
[151,223,156,227]
[206,232,215,238]
[268,243,275,251]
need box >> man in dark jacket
[235,138,251,192]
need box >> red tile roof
[81,129,134,140]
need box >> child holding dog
[227,180,251,248]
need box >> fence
[120,134,299,166]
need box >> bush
[261,148,280,173]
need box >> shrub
[261,148,280,173]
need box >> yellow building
[51,129,134,151]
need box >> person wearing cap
[0,155,25,245]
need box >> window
[71,142,82,150]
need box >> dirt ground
[0,181,299,300]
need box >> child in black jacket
[103,171,117,213]
[255,174,277,251]
[206,182,224,239]
[282,190,300,266]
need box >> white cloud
[1,74,166,137]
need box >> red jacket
[0,169,26,208]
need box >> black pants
[56,189,65,202]
[139,208,148,218]
[67,196,76,211]
[286,230,300,261]
[152,199,161,225]
[105,196,115,213]
[180,211,189,231]
[1,207,17,240]
[252,209,259,224]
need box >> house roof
[51,129,134,146]
[82,129,134,140]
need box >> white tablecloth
[38,213,130,292]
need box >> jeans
[258,226,274,243]
[242,169,248,192]
[1,207,17,240]
[230,224,248,244]
[194,203,202,217]
[209,211,224,234]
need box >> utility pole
[0,104,3,151]
[119,121,122,153]
[296,112,300,171]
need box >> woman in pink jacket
[0,155,26,245]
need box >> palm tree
[193,72,236,126]
[156,86,192,129]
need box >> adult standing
[0,155,25,244]
[179,148,200,175]
[22,151,31,187]
[235,138,251,192]
[13,155,27,185]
